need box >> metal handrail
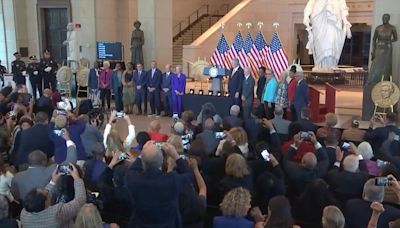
[173,5,209,38]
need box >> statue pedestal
[362,83,374,120]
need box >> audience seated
[132,131,150,152]
[196,102,222,128]
[15,112,54,169]
[223,105,243,130]
[196,118,219,156]
[341,120,366,143]
[345,177,400,228]
[78,114,103,159]
[297,107,318,133]
[365,112,400,154]
[181,110,198,136]
[322,205,345,228]
[148,119,168,142]
[213,187,254,228]
[317,113,341,140]
[20,164,86,228]
[11,130,77,202]
[357,141,380,176]
[227,127,250,158]
[270,106,291,135]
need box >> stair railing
[173,5,209,40]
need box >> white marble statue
[304,0,352,71]
[63,23,80,70]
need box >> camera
[58,165,72,175]
[118,153,128,160]
[116,112,125,118]
[375,177,392,186]
[299,131,310,140]
[53,129,64,137]
[341,142,351,150]
[155,142,164,148]
[56,110,67,116]
[261,149,270,161]
[215,132,226,140]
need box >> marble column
[0,0,18,70]
[138,0,172,68]
[362,0,400,119]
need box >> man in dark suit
[161,64,173,117]
[256,66,266,102]
[126,141,193,227]
[326,155,369,201]
[146,60,162,116]
[133,63,148,115]
[228,58,244,105]
[11,129,77,201]
[365,112,400,155]
[241,67,255,119]
[11,52,26,86]
[222,105,243,130]
[283,131,328,194]
[291,64,309,121]
[345,178,400,228]
[14,112,54,168]
[196,118,219,156]
[297,107,318,133]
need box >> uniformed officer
[0,60,7,87]
[27,55,42,98]
[11,52,27,86]
[39,49,58,90]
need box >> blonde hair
[103,61,110,68]
[107,129,124,152]
[219,187,251,217]
[167,134,184,154]
[322,206,345,228]
[228,127,248,145]
[74,204,103,228]
[325,113,338,127]
[225,153,249,178]
[54,115,67,129]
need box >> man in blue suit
[228,58,244,106]
[292,64,309,120]
[161,64,173,117]
[133,63,148,115]
[147,60,162,116]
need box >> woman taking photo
[122,62,135,114]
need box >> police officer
[0,60,7,87]
[39,49,58,90]
[27,55,42,98]
[11,52,27,86]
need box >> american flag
[252,31,269,69]
[210,34,231,69]
[242,32,259,77]
[266,32,288,80]
[228,31,247,69]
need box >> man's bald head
[141,141,163,171]
[43,88,52,97]
[343,155,359,173]
[301,152,317,170]
[28,150,47,166]
[149,120,161,132]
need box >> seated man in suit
[11,129,77,202]
[222,105,243,130]
[196,118,219,156]
[14,112,54,169]
[126,141,193,227]
[326,155,369,201]
[345,178,400,228]
[297,107,318,133]
[284,131,328,194]
[270,106,291,135]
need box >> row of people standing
[88,60,187,116]
[227,58,309,121]
[11,50,58,99]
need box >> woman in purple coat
[171,65,186,117]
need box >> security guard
[0,60,7,87]
[39,49,58,90]
[11,52,26,86]
[27,55,42,98]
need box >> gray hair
[230,105,240,117]
[342,155,359,173]
[142,147,164,171]
[357,142,373,160]
[363,179,384,202]
[274,106,284,116]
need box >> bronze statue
[368,14,398,84]
[131,21,144,65]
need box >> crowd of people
[0,54,400,228]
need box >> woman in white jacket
[103,111,135,155]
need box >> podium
[309,83,338,122]
[203,67,229,94]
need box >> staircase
[172,4,230,67]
